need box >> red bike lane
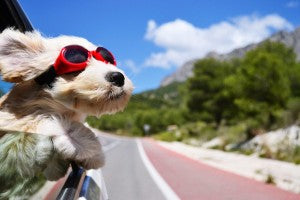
[141,139,300,200]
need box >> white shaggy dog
[0,28,133,198]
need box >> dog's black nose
[105,72,125,87]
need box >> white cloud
[286,1,299,8]
[123,59,140,74]
[144,14,293,69]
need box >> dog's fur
[0,28,133,198]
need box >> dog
[0,28,133,199]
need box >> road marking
[102,140,120,152]
[136,139,181,200]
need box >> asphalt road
[98,133,166,200]
[94,129,300,200]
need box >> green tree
[184,58,236,124]
[289,62,300,97]
[229,41,294,130]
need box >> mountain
[160,60,196,87]
[160,27,300,87]
[131,82,183,109]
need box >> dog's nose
[105,72,125,87]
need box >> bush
[153,131,178,142]
[281,98,300,126]
[86,107,186,136]
[265,174,275,184]
[218,123,248,146]
[179,121,217,141]
[254,136,300,164]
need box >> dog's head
[0,28,133,116]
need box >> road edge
[136,139,180,200]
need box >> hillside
[86,82,184,135]
[88,38,300,151]
[131,82,183,109]
[161,27,300,87]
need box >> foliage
[86,82,186,136]
[257,139,300,165]
[153,131,179,142]
[179,121,218,141]
[184,41,300,136]
[265,174,276,185]
[183,58,237,124]
[231,41,292,127]
[281,98,300,126]
[87,41,300,164]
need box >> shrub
[265,174,275,184]
[153,131,178,142]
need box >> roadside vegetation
[87,41,300,163]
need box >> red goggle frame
[53,45,117,75]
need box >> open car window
[0,0,33,32]
[0,1,91,200]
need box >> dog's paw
[52,133,104,170]
[52,134,77,159]
[78,152,105,170]
[52,134,102,159]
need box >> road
[100,134,165,200]
[94,129,300,200]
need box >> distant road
[98,133,166,200]
[93,129,300,200]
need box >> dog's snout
[105,72,125,87]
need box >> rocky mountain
[160,60,197,87]
[160,27,300,87]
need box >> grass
[265,174,276,185]
[153,131,178,142]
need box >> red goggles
[34,45,117,86]
[53,45,117,75]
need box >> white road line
[102,140,120,152]
[136,139,181,200]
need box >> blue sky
[1,0,300,93]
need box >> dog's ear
[0,28,46,82]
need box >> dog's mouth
[107,90,125,100]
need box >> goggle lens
[95,47,115,65]
[64,47,88,63]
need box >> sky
[0,0,300,93]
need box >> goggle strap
[34,65,57,87]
